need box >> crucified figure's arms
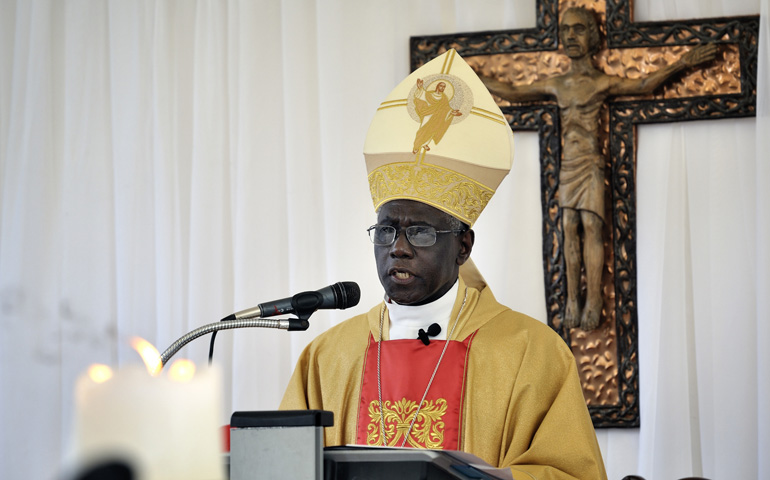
[478,74,555,103]
[608,43,718,96]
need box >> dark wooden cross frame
[410,0,758,428]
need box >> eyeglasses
[367,224,466,247]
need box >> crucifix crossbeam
[410,0,758,428]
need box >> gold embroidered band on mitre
[368,159,494,226]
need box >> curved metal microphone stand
[160,317,309,367]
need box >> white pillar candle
[72,362,224,480]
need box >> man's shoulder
[322,311,371,336]
[469,306,576,377]
[480,302,557,339]
[303,305,376,352]
[474,289,571,353]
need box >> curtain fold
[0,1,767,478]
[755,3,770,478]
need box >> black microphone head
[426,323,441,336]
[333,281,361,309]
[305,282,361,313]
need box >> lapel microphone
[417,323,442,345]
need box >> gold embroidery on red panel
[366,397,447,448]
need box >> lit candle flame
[167,359,196,382]
[130,336,162,376]
[87,364,114,383]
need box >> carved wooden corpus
[410,0,758,428]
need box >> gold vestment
[281,275,607,479]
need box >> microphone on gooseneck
[223,281,361,320]
[208,281,361,363]
[417,323,442,345]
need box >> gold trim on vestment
[378,99,408,111]
[441,49,456,74]
[469,107,507,125]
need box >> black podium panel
[323,447,512,480]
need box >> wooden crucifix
[410,0,758,428]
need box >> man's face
[374,200,472,306]
[436,82,446,93]
[560,12,592,59]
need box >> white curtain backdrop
[0,0,767,478]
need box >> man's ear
[456,229,475,266]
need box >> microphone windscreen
[336,281,361,309]
[426,323,441,336]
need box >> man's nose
[389,231,414,257]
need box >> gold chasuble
[280,275,608,479]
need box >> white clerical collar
[385,281,458,341]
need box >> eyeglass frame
[366,224,467,247]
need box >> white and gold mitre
[363,49,514,226]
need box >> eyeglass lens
[368,225,439,247]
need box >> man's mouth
[389,268,415,281]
